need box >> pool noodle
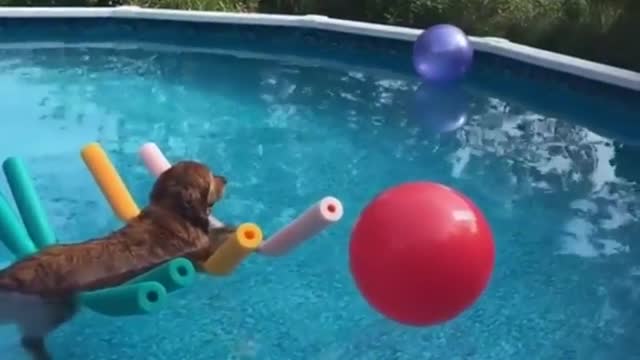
[258,197,343,256]
[2,157,57,249]
[79,258,194,316]
[79,281,167,316]
[139,142,224,228]
[202,223,263,275]
[81,143,140,222]
[139,142,171,177]
[0,193,37,258]
[125,257,196,293]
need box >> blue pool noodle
[3,157,57,250]
[0,192,38,259]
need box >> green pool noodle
[2,157,57,250]
[79,281,168,317]
[0,192,37,258]
[125,257,196,293]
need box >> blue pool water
[0,18,639,360]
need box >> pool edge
[0,6,638,92]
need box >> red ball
[349,182,495,326]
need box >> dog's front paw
[209,225,237,236]
[207,225,237,251]
[21,336,52,360]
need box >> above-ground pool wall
[0,6,637,90]
[468,52,640,145]
[0,17,416,76]
[0,6,638,144]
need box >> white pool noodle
[139,142,224,228]
[139,142,171,177]
[258,196,343,256]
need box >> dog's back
[0,206,214,296]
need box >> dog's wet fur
[0,161,236,359]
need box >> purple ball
[413,24,474,83]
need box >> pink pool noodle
[258,196,343,256]
[138,142,224,228]
[139,143,171,177]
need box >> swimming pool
[0,9,639,360]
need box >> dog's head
[149,160,227,231]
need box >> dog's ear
[170,185,211,232]
[150,161,212,232]
[208,174,227,206]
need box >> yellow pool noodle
[203,223,263,276]
[81,143,140,222]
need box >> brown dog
[0,160,236,360]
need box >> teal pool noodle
[0,193,37,258]
[2,157,56,250]
[125,257,196,293]
[79,281,167,317]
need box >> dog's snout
[216,176,227,185]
